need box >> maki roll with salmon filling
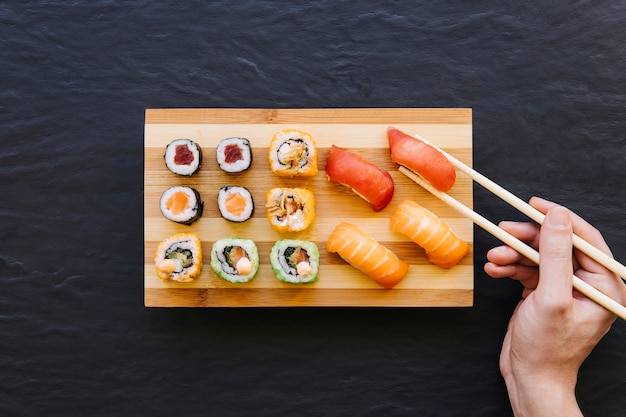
[217,186,254,222]
[270,240,319,284]
[164,139,202,176]
[268,128,318,177]
[159,186,204,225]
[210,238,259,283]
[265,187,316,233]
[216,137,252,172]
[154,233,203,282]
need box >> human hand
[484,197,625,416]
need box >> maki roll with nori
[268,128,318,177]
[216,137,252,172]
[164,138,202,176]
[154,233,203,282]
[159,186,204,225]
[270,240,319,284]
[210,238,259,283]
[217,186,254,222]
[265,187,316,233]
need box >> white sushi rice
[210,238,259,283]
[216,137,252,172]
[217,186,254,222]
[159,186,202,224]
[268,130,315,172]
[155,234,202,282]
[164,139,202,176]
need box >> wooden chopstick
[400,166,626,321]
[413,133,626,282]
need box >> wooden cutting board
[144,108,473,307]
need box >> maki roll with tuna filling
[159,186,204,225]
[210,238,259,283]
[216,137,252,172]
[268,128,318,177]
[217,186,254,222]
[154,233,203,282]
[270,240,319,284]
[164,138,202,176]
[265,187,316,233]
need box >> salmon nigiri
[390,200,469,268]
[387,126,456,192]
[326,222,408,288]
[325,145,394,212]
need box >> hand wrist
[504,372,582,417]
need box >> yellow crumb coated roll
[265,187,316,233]
[154,232,203,282]
[268,128,318,177]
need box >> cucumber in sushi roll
[210,238,259,283]
[154,233,203,282]
[270,240,319,284]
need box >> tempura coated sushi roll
[210,238,259,283]
[268,128,318,177]
[164,138,202,176]
[154,233,203,282]
[159,186,204,225]
[217,186,254,222]
[265,187,316,233]
[270,240,319,284]
[216,137,252,173]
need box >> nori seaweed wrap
[210,238,259,283]
[270,239,319,284]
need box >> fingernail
[548,207,569,229]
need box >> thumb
[536,206,574,308]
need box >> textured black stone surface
[1,2,624,416]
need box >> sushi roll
[270,240,319,284]
[265,187,316,233]
[164,138,202,176]
[210,238,259,283]
[217,186,254,222]
[268,128,318,177]
[216,137,252,172]
[159,186,204,225]
[154,233,203,282]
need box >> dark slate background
[1,1,625,416]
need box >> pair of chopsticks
[399,134,626,320]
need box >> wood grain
[144,108,473,307]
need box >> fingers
[535,206,574,310]
[530,197,613,258]
[530,196,614,275]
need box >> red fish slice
[325,145,394,212]
[387,126,456,192]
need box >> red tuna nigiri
[390,200,469,268]
[325,145,394,212]
[326,222,408,289]
[387,127,456,192]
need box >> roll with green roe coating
[210,238,259,283]
[270,240,319,284]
